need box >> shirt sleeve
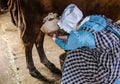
[54,38,67,50]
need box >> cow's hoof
[44,60,62,76]
[30,69,41,78]
[49,64,62,76]
[30,70,54,83]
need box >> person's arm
[53,31,80,50]
[54,30,96,50]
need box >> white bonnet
[58,4,83,33]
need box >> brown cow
[7,0,120,80]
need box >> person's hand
[52,34,57,41]
[53,33,57,38]
[58,36,67,41]
[47,30,58,37]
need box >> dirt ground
[0,11,65,84]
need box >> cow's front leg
[24,42,52,82]
[22,32,46,80]
[35,31,62,76]
[24,42,36,75]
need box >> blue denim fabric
[113,78,120,84]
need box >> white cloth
[58,4,83,33]
[78,16,90,29]
[41,19,59,33]
[40,13,59,33]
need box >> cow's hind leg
[35,31,62,76]
[25,42,54,82]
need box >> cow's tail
[7,0,18,26]
[7,0,26,37]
